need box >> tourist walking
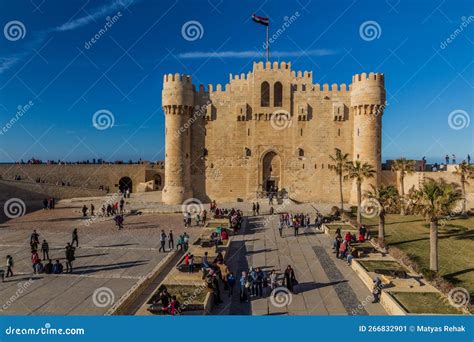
[278,220,283,237]
[114,214,124,230]
[82,205,88,217]
[5,255,14,278]
[254,267,265,297]
[188,253,194,273]
[227,272,236,297]
[256,202,260,215]
[269,270,277,290]
[372,276,382,303]
[90,204,95,216]
[71,228,79,247]
[168,230,174,250]
[283,265,297,293]
[30,230,40,251]
[240,271,250,302]
[252,202,256,216]
[159,230,166,252]
[41,239,49,260]
[65,243,75,273]
[120,198,125,213]
[31,250,40,273]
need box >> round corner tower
[162,73,194,204]
[350,72,386,201]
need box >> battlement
[163,73,193,85]
[253,61,292,71]
[352,72,384,84]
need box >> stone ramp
[211,215,386,316]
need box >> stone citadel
[161,61,386,204]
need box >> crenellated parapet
[350,72,386,108]
[162,73,195,108]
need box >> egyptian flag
[252,13,269,26]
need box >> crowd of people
[277,213,313,237]
[332,225,369,266]
[25,229,78,277]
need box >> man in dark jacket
[65,243,75,273]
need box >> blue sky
[0,0,472,163]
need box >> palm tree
[453,161,474,216]
[329,148,350,211]
[391,158,416,215]
[365,184,400,247]
[345,161,376,224]
[411,178,462,272]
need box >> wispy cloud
[0,0,137,74]
[55,0,135,32]
[178,49,337,59]
[0,57,21,74]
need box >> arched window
[245,148,251,157]
[261,81,270,107]
[274,82,282,107]
[298,148,304,157]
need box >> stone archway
[262,151,281,192]
[153,174,163,190]
[118,176,133,193]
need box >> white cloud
[54,0,135,32]
[0,0,137,74]
[178,49,337,59]
[0,57,20,74]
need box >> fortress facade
[162,61,386,205]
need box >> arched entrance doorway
[262,151,281,192]
[153,174,163,190]
[118,177,133,193]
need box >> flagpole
[266,24,269,62]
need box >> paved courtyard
[212,214,387,315]
[0,200,198,315]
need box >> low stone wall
[0,164,164,193]
[106,250,178,315]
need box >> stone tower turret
[162,73,194,204]
[350,72,386,198]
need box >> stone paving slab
[0,203,199,315]
[211,212,387,316]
